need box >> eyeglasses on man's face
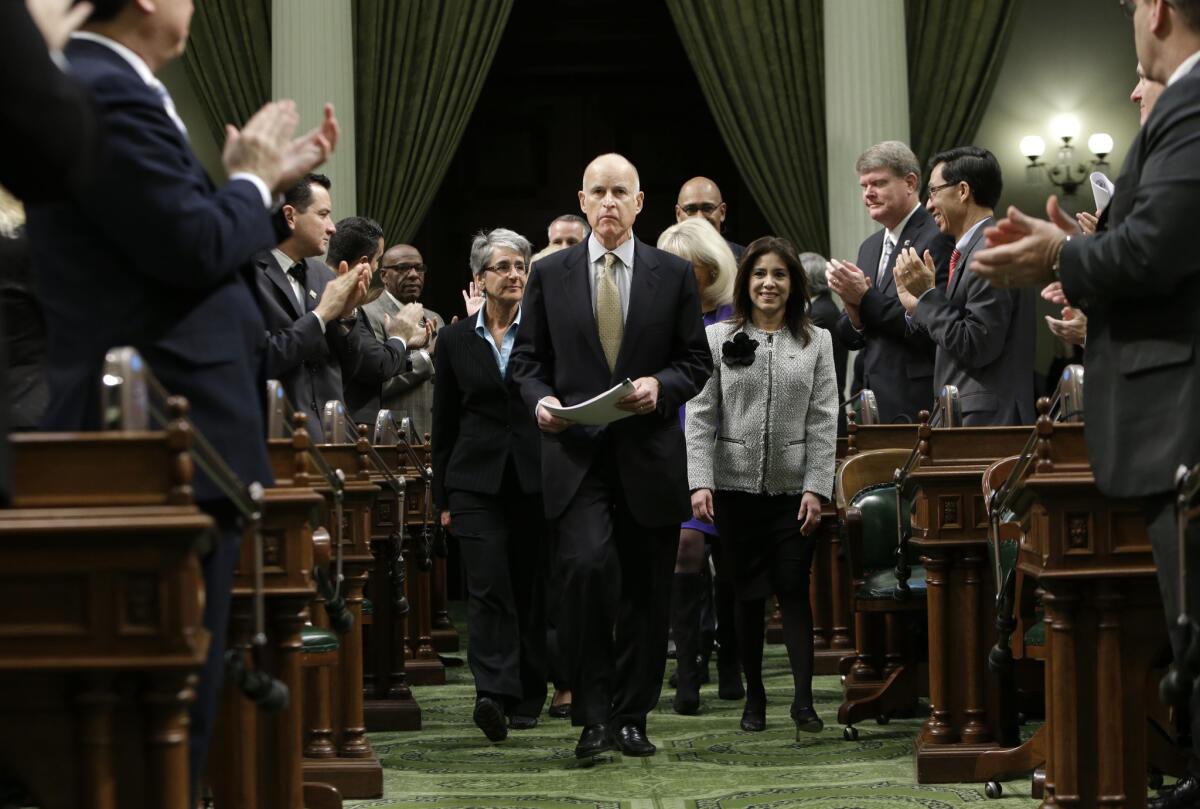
[926,181,957,198]
[381,262,426,275]
[484,261,527,276]
[680,202,720,215]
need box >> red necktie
[947,248,962,287]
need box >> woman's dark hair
[730,236,812,346]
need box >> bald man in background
[361,243,444,439]
[675,176,744,260]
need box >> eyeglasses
[381,262,426,274]
[926,181,957,198]
[484,261,527,276]
[680,202,720,215]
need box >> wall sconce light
[1020,115,1112,195]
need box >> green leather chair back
[850,481,913,571]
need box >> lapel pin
[308,289,317,299]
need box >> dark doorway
[411,0,772,322]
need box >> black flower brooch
[721,332,759,367]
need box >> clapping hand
[973,197,1076,289]
[277,103,339,192]
[892,247,935,314]
[825,259,871,306]
[222,101,299,192]
[26,0,92,53]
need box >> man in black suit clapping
[970,2,1200,804]
[510,153,711,761]
[826,141,954,423]
[22,0,340,794]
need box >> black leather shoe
[472,696,507,742]
[740,702,766,732]
[612,724,657,756]
[1150,774,1200,809]
[547,703,571,719]
[508,715,537,730]
[574,723,614,759]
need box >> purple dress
[680,304,734,535]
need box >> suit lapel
[465,324,505,387]
[560,246,609,372]
[615,238,662,375]
[949,216,993,300]
[302,258,322,314]
[259,253,304,319]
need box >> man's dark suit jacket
[809,291,848,401]
[25,39,282,499]
[431,316,541,511]
[0,1,97,203]
[810,290,849,433]
[1060,60,1200,499]
[254,251,408,443]
[912,217,1036,425]
[834,205,954,423]
[510,238,712,525]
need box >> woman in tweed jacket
[685,236,838,738]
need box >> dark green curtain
[666,0,828,254]
[354,0,513,242]
[180,0,272,150]
[906,0,1020,164]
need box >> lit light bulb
[1088,132,1114,157]
[1049,114,1081,142]
[1020,135,1046,159]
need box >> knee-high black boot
[670,572,706,714]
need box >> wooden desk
[908,424,1032,782]
[1015,419,1163,809]
[3,425,209,809]
[303,442,384,799]
[359,440,422,731]
[208,430,340,809]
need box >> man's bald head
[380,243,426,302]
[578,153,644,250]
[675,176,727,231]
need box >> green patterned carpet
[351,607,1040,808]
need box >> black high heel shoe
[791,704,824,738]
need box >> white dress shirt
[1168,49,1200,86]
[586,232,634,321]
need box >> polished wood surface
[2,423,210,809]
[907,425,1032,783]
[1014,417,1164,809]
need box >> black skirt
[712,490,815,601]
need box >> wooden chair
[835,448,928,740]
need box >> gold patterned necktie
[596,252,624,372]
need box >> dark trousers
[190,502,242,798]
[450,472,548,717]
[1146,493,1200,765]
[552,457,679,730]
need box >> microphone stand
[142,371,289,712]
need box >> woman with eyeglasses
[431,228,547,742]
[685,236,838,739]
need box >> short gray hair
[547,214,589,239]
[469,228,532,276]
[855,140,921,182]
[799,252,828,295]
